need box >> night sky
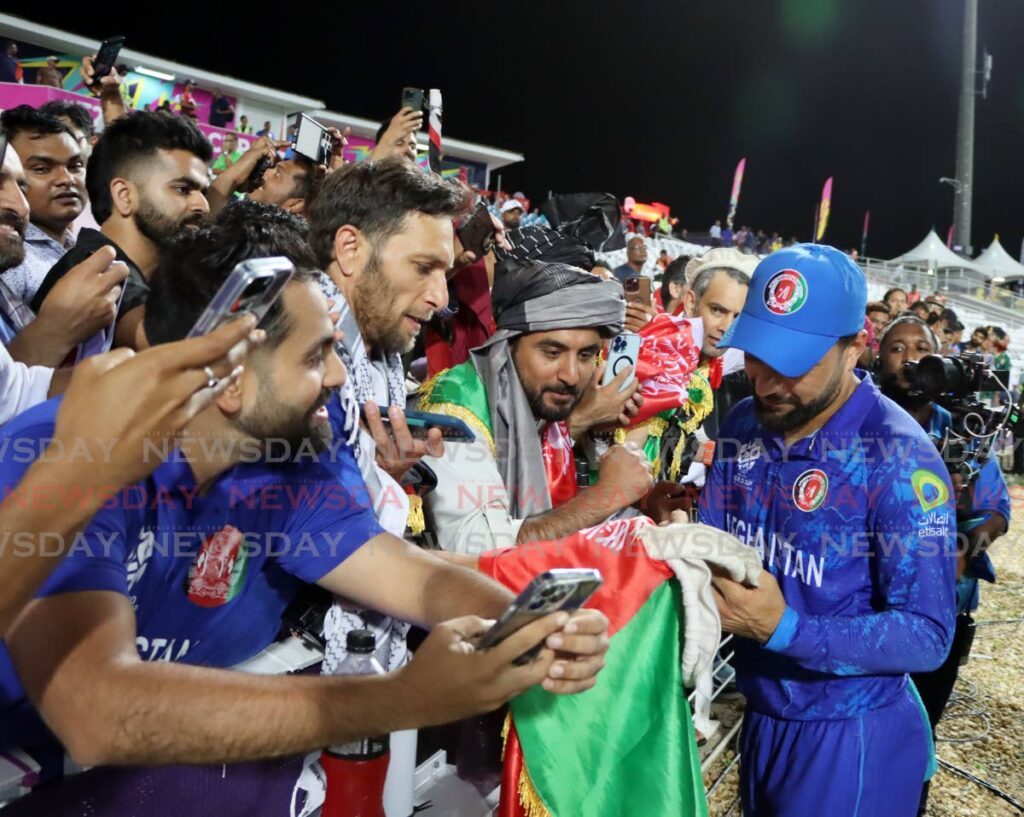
[7,0,1024,259]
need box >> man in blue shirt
[0,203,609,798]
[875,313,1011,814]
[698,245,957,817]
[612,235,647,284]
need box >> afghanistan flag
[630,314,702,426]
[479,517,709,817]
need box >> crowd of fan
[864,285,1012,369]
[0,44,1014,817]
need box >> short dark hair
[289,155,320,209]
[307,158,470,270]
[38,100,95,139]
[660,255,690,308]
[143,200,318,347]
[882,287,906,303]
[866,301,891,316]
[87,111,212,224]
[0,105,74,141]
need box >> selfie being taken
[0,3,1021,816]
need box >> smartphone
[293,114,333,165]
[401,87,426,113]
[361,407,476,444]
[603,332,642,390]
[401,461,438,498]
[0,135,7,167]
[188,257,294,338]
[625,276,652,305]
[92,36,126,84]
[478,569,604,665]
[76,274,127,363]
[455,202,496,259]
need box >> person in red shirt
[176,80,198,120]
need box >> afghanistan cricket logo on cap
[793,468,828,512]
[764,269,808,316]
[912,469,950,513]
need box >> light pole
[952,0,991,257]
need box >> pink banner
[726,157,745,228]
[816,176,833,242]
[0,83,255,158]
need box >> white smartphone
[603,332,642,391]
[293,114,333,165]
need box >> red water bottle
[322,629,389,817]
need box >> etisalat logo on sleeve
[912,469,950,513]
[792,468,829,512]
[763,269,808,316]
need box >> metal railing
[857,256,1024,315]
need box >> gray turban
[471,261,626,518]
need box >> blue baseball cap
[720,243,867,377]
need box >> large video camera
[903,352,1016,477]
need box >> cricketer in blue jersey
[875,313,1011,815]
[698,245,958,817]
[0,208,608,803]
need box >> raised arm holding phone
[0,313,261,635]
[0,207,608,789]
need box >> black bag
[541,192,626,253]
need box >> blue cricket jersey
[0,398,384,753]
[698,372,958,720]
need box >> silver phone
[188,257,294,338]
[478,569,603,665]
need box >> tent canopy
[891,230,984,273]
[974,237,1024,282]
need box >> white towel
[639,517,762,738]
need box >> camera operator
[874,313,1011,816]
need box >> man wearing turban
[416,261,655,553]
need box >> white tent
[974,237,1024,282]
[891,229,984,272]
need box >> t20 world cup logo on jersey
[764,269,808,316]
[793,468,828,512]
